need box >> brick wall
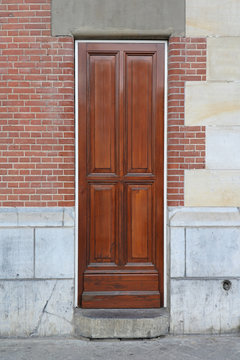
[0,3,207,207]
[167,37,207,206]
[0,0,75,207]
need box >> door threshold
[74,308,169,339]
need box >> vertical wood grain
[126,55,153,173]
[89,184,117,263]
[78,43,165,308]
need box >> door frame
[74,40,168,307]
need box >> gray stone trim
[0,207,74,227]
[0,278,74,281]
[169,207,240,227]
[51,0,185,38]
[71,28,174,40]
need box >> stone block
[18,207,63,227]
[186,0,240,36]
[37,280,74,336]
[35,228,74,278]
[0,208,18,226]
[63,207,75,227]
[171,279,240,334]
[52,0,185,37]
[206,127,240,170]
[186,228,240,277]
[169,207,240,227]
[0,229,33,279]
[74,308,169,339]
[0,280,74,337]
[185,82,240,126]
[185,170,240,206]
[170,228,185,278]
[207,37,240,81]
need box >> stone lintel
[52,0,185,38]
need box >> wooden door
[78,43,165,308]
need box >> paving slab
[0,335,240,360]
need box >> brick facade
[0,2,207,207]
[0,0,74,207]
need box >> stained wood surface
[78,43,165,308]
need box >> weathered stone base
[171,279,240,334]
[0,208,75,337]
[74,308,169,339]
[0,280,74,337]
[169,207,240,334]
[2,206,240,336]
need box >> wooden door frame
[74,40,168,308]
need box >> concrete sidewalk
[0,335,240,360]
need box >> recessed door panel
[78,42,165,309]
[88,53,118,175]
[89,184,117,264]
[126,54,154,174]
[126,184,154,263]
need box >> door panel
[126,54,154,174]
[89,184,118,264]
[78,43,165,308]
[88,53,119,175]
[82,292,161,309]
[84,273,159,291]
[126,184,153,263]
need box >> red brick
[167,36,206,206]
[0,0,74,207]
[1,19,206,208]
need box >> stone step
[73,308,169,339]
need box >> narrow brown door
[78,43,165,308]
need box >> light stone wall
[186,0,240,37]
[185,0,240,206]
[185,82,240,127]
[185,170,240,207]
[181,0,240,332]
[207,37,240,82]
[0,208,75,337]
[169,207,240,334]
